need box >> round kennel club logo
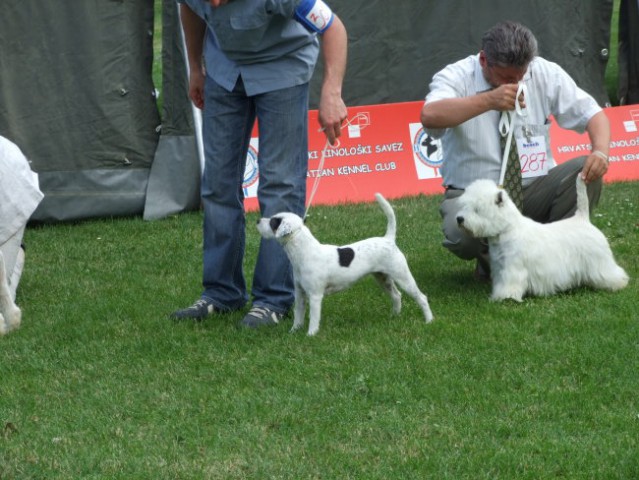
[243,143,259,196]
[413,127,443,169]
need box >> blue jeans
[200,76,308,313]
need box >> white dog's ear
[496,190,504,207]
[271,217,293,238]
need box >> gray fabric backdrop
[0,0,633,222]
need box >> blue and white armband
[294,0,334,34]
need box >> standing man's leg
[171,77,255,320]
[242,83,310,327]
[201,78,257,311]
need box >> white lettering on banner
[557,143,592,153]
[308,168,335,178]
[338,164,372,175]
[309,142,410,160]
[320,144,373,159]
[622,154,638,161]
[375,143,404,153]
[308,162,397,177]
[375,162,396,171]
[610,138,639,148]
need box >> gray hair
[481,21,538,68]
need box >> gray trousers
[440,156,602,272]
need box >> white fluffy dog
[257,193,434,336]
[0,251,21,336]
[456,175,628,302]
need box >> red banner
[243,102,639,211]
[551,105,639,183]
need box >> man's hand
[318,93,347,145]
[487,83,526,111]
[581,151,609,184]
[188,68,206,110]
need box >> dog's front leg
[0,253,20,333]
[290,284,306,333]
[491,265,526,302]
[0,314,7,336]
[307,293,324,336]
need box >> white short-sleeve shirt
[0,136,43,245]
[424,54,602,189]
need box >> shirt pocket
[227,12,272,51]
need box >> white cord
[498,82,528,186]
[304,136,331,219]
[304,119,353,219]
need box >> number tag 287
[516,135,549,178]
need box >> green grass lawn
[1,2,633,478]
[1,181,637,479]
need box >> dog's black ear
[269,217,283,233]
[496,191,504,206]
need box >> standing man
[420,21,610,279]
[171,0,348,327]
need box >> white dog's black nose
[456,216,464,226]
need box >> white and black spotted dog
[456,174,629,302]
[257,193,434,336]
[0,252,21,336]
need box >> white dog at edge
[455,174,629,302]
[0,251,21,336]
[257,193,434,336]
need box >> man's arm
[420,84,524,129]
[582,110,611,183]
[180,4,207,109]
[317,14,348,145]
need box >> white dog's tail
[575,173,590,219]
[375,193,397,241]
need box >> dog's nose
[456,216,464,226]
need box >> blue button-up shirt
[178,0,320,96]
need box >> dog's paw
[490,293,523,303]
[490,283,524,302]
[6,306,21,331]
[0,314,7,336]
[307,327,319,337]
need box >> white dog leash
[304,135,331,219]
[304,119,352,219]
[498,82,528,186]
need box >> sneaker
[170,298,216,321]
[241,306,284,328]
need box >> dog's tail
[375,193,397,241]
[575,172,590,219]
